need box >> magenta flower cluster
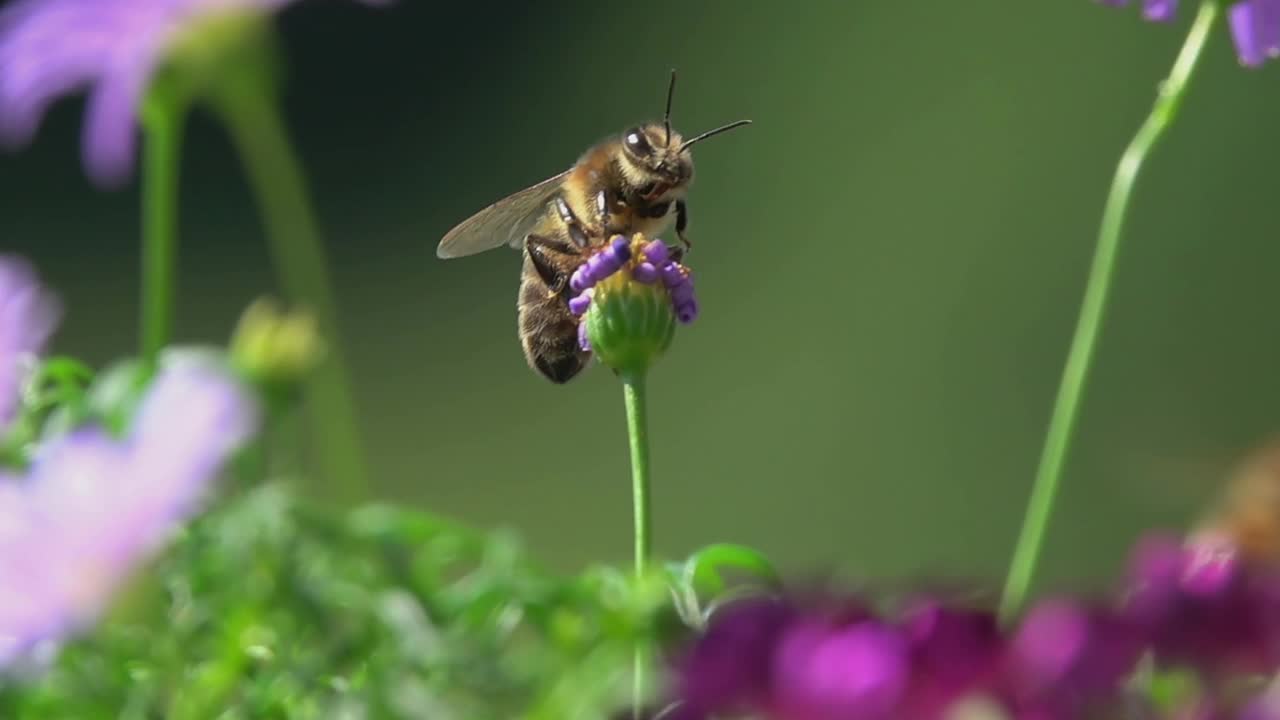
[569,236,700,353]
[1101,0,1280,67]
[665,532,1280,720]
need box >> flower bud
[576,233,698,377]
[230,298,324,393]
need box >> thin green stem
[622,371,651,719]
[139,100,185,372]
[215,91,369,500]
[998,0,1220,624]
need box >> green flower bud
[582,234,678,378]
[230,298,324,393]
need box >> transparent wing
[436,171,570,259]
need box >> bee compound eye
[624,128,652,155]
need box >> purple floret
[643,239,669,266]
[660,263,686,289]
[1098,0,1280,69]
[568,290,592,316]
[633,262,659,285]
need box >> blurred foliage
[0,481,683,720]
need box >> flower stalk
[139,95,186,373]
[623,370,652,719]
[999,0,1221,624]
[213,82,369,500]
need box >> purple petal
[570,268,590,293]
[772,621,908,720]
[660,263,685,289]
[1142,0,1177,22]
[676,299,698,325]
[577,320,590,352]
[670,281,695,306]
[80,61,147,188]
[1230,0,1280,67]
[568,291,592,316]
[610,235,631,262]
[642,239,669,266]
[632,262,658,284]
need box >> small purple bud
[586,253,608,279]
[660,263,685,289]
[577,321,591,352]
[1142,0,1177,22]
[570,268,591,293]
[676,299,698,325]
[601,250,625,274]
[610,235,632,262]
[670,281,696,306]
[633,262,659,284]
[568,291,592,316]
[643,240,669,266]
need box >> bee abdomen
[517,262,590,384]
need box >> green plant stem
[622,371,651,719]
[139,101,185,372]
[215,91,369,500]
[998,0,1220,624]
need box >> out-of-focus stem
[998,0,1220,624]
[215,89,369,500]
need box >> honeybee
[436,72,750,384]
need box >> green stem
[998,0,1220,624]
[139,100,185,372]
[622,371,651,719]
[215,91,369,500]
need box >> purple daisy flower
[1100,0,1280,68]
[0,357,259,665]
[0,255,61,426]
[0,0,389,186]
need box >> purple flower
[1120,532,1280,676]
[1099,0,1280,68]
[0,357,258,664]
[770,620,909,720]
[0,255,61,426]
[0,0,388,186]
[1229,0,1280,67]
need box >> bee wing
[436,171,570,259]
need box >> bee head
[617,72,751,202]
[620,123,695,188]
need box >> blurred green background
[4,0,1279,599]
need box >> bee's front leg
[525,233,579,297]
[594,189,625,239]
[675,199,691,251]
[554,197,590,249]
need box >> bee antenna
[663,69,677,147]
[678,119,752,152]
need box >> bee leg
[668,245,686,265]
[595,189,617,237]
[675,199,691,251]
[554,197,590,249]
[525,233,578,296]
